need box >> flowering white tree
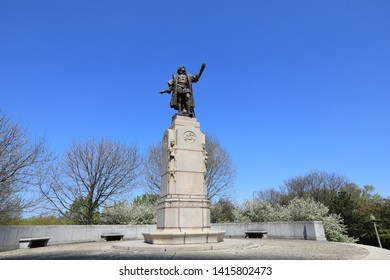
[237,197,357,243]
[99,194,158,225]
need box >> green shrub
[322,214,358,243]
[211,199,238,223]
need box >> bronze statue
[160,63,206,117]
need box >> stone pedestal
[143,115,225,244]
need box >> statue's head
[177,66,186,74]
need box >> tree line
[209,171,389,249]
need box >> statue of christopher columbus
[160,63,206,118]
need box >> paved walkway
[0,238,389,260]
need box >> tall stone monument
[143,64,225,244]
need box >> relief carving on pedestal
[168,139,176,182]
[183,131,196,143]
[202,142,208,189]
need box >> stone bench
[19,237,51,249]
[101,233,124,241]
[245,230,268,239]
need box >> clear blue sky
[1,0,389,202]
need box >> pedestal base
[143,229,225,245]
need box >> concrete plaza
[0,238,389,260]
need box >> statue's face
[177,67,186,74]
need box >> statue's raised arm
[198,63,206,79]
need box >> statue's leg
[180,94,187,114]
[186,93,196,117]
[184,93,191,115]
[177,94,182,114]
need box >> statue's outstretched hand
[160,88,172,94]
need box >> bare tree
[143,142,162,195]
[205,134,236,202]
[284,170,350,206]
[41,138,143,224]
[254,186,288,205]
[143,133,236,202]
[0,112,49,223]
[255,171,351,207]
